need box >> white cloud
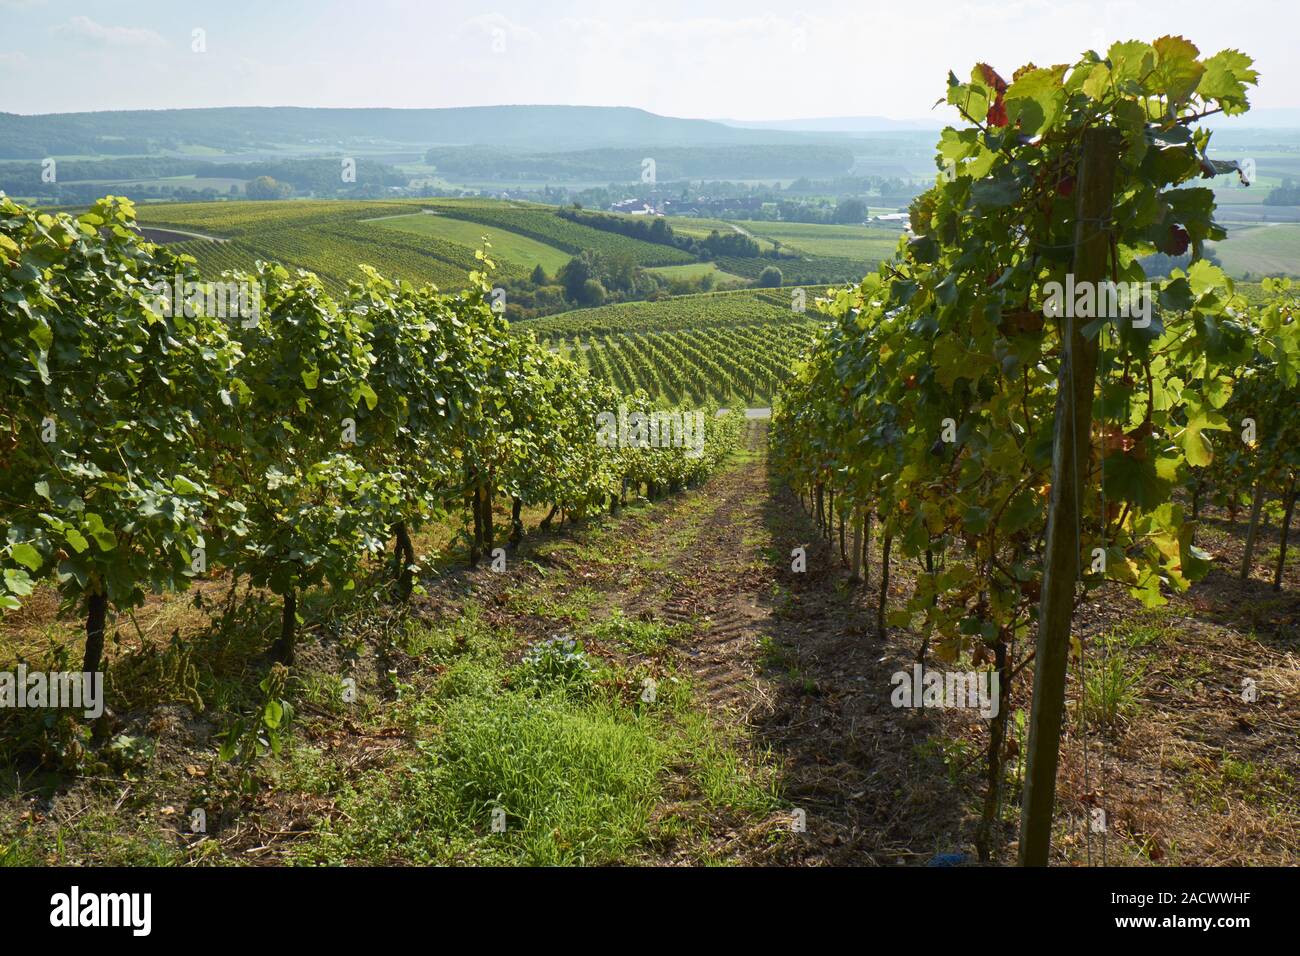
[55,15,166,48]
[455,13,540,55]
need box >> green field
[657,216,779,252]
[661,216,750,238]
[645,261,747,284]
[1209,223,1300,278]
[730,219,903,259]
[431,200,699,267]
[711,253,870,285]
[370,210,574,273]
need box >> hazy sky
[2,0,1297,119]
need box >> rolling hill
[0,105,831,159]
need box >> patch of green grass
[1185,752,1298,815]
[507,585,600,624]
[0,809,184,867]
[293,680,665,864]
[292,614,779,865]
[646,261,746,284]
[731,219,902,259]
[652,674,778,813]
[635,552,673,573]
[588,608,693,654]
[756,635,816,693]
[1107,609,1178,649]
[1075,634,1148,728]
[371,210,574,273]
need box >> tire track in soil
[622,421,976,864]
[656,421,769,716]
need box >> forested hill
[424,144,855,181]
[0,105,824,159]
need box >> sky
[2,0,1298,120]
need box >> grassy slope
[134,198,704,290]
[1209,223,1300,278]
[730,219,903,259]
[522,287,826,337]
[427,200,698,267]
[370,211,574,273]
[645,261,747,283]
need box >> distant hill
[424,144,855,182]
[1203,108,1300,130]
[725,110,1300,134]
[717,116,943,133]
[4,103,1297,161]
[0,105,821,159]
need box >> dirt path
[542,421,978,864]
[135,226,230,244]
[516,420,1299,866]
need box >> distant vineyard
[429,200,699,267]
[732,220,904,259]
[559,322,820,405]
[133,198,901,295]
[166,238,263,277]
[134,198,704,290]
[522,286,834,337]
[135,199,412,235]
[522,287,830,404]
[712,253,877,285]
[138,200,478,292]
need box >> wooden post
[1240,479,1266,580]
[850,506,864,582]
[81,589,109,675]
[272,590,296,665]
[877,533,892,635]
[1274,476,1297,591]
[1018,126,1121,867]
[863,509,872,586]
[394,521,415,601]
